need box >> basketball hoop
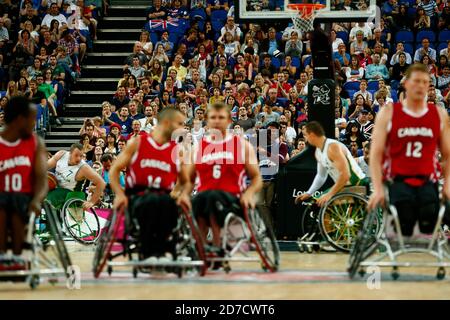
[287,3,326,33]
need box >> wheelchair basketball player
[110,107,186,262]
[369,63,450,236]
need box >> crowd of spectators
[1,0,448,217]
[0,0,106,130]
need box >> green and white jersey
[315,138,366,185]
[55,151,86,191]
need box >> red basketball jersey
[0,134,37,194]
[126,134,179,192]
[383,103,441,185]
[195,134,247,196]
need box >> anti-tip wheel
[358,268,366,277]
[437,267,446,280]
[391,267,400,280]
[29,275,40,289]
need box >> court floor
[0,242,449,300]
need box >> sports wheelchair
[40,175,102,245]
[92,205,207,279]
[348,195,450,280]
[298,186,383,253]
[0,200,74,289]
[201,204,280,273]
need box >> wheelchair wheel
[42,200,72,276]
[93,209,122,278]
[245,208,280,272]
[318,192,373,252]
[62,198,101,244]
[348,208,381,278]
[178,210,207,276]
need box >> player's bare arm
[368,104,393,211]
[110,136,139,211]
[47,150,65,169]
[176,148,196,213]
[241,138,263,209]
[437,107,450,201]
[30,137,49,215]
[77,164,106,210]
[316,143,350,207]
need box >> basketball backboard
[235,0,378,23]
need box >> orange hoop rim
[287,3,326,15]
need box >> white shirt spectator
[0,26,8,42]
[349,23,372,41]
[285,127,297,144]
[41,12,68,28]
[413,45,437,62]
[332,37,344,52]
[390,51,412,65]
[220,23,242,40]
[282,25,302,41]
[440,47,450,59]
[139,117,157,133]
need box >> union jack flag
[145,19,167,32]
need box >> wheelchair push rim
[62,198,101,244]
[348,208,382,278]
[245,208,280,272]
[179,210,208,276]
[42,200,73,277]
[93,209,123,278]
[319,192,376,252]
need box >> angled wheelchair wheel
[93,209,122,278]
[245,208,280,272]
[319,192,372,252]
[62,198,101,244]
[42,200,72,276]
[178,210,207,276]
[348,208,382,278]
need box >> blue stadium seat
[212,19,224,33]
[211,10,227,32]
[395,30,414,43]
[336,31,349,43]
[276,32,283,42]
[271,57,281,69]
[343,81,361,91]
[438,30,450,42]
[346,90,356,100]
[437,42,448,53]
[416,30,436,43]
[0,91,5,97]
[391,90,398,102]
[291,56,301,68]
[303,55,312,68]
[402,42,414,56]
[407,7,416,17]
[368,81,379,91]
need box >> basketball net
[288,4,325,33]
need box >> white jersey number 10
[4,174,22,192]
